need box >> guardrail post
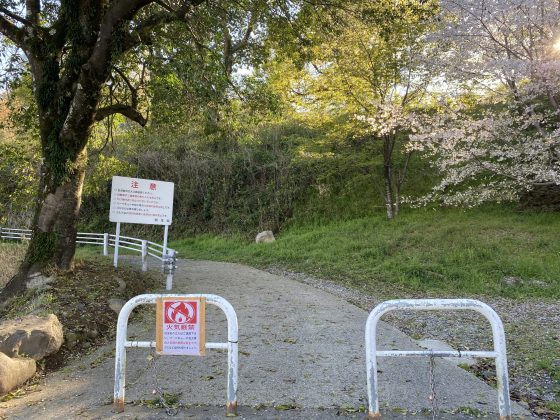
[163,250,176,290]
[114,223,121,269]
[103,233,109,256]
[141,240,148,272]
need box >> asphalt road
[0,259,529,419]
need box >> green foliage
[172,206,560,299]
[129,123,316,235]
[0,140,39,225]
[3,75,39,138]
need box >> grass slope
[172,206,560,299]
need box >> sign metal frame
[109,176,174,273]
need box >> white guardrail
[0,227,177,281]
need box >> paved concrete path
[0,259,528,419]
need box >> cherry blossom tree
[408,0,560,206]
[273,1,437,218]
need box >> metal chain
[428,351,439,419]
[149,349,179,416]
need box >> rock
[502,276,548,288]
[108,298,126,314]
[502,276,523,287]
[0,353,36,395]
[115,277,127,292]
[86,329,98,340]
[65,332,78,350]
[0,314,63,361]
[26,273,55,290]
[527,279,548,288]
[256,230,275,244]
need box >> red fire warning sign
[156,297,205,356]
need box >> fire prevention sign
[155,297,206,356]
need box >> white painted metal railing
[0,227,32,241]
[1,226,175,262]
[365,299,511,420]
[0,226,176,275]
[113,294,239,416]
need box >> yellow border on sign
[199,297,206,356]
[155,297,206,356]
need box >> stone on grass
[256,231,275,244]
[26,273,55,290]
[116,277,127,292]
[502,276,548,288]
[0,314,63,360]
[0,352,36,395]
[109,298,126,314]
[502,276,523,287]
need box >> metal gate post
[365,299,511,420]
[141,240,148,271]
[162,250,176,290]
[103,233,109,256]
[114,294,238,416]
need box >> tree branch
[95,104,147,126]
[231,10,258,54]
[0,12,28,47]
[0,6,35,28]
[25,0,40,27]
[120,0,206,53]
[113,66,139,108]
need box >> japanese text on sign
[155,297,206,356]
[109,176,174,225]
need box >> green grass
[171,206,560,299]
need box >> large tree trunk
[0,148,87,302]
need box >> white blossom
[409,0,560,206]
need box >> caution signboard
[109,176,174,225]
[155,297,206,356]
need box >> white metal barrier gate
[114,294,239,416]
[365,299,511,420]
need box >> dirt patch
[0,257,159,399]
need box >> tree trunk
[0,149,87,302]
[394,188,401,217]
[383,134,395,219]
[384,163,395,219]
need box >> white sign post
[109,176,174,269]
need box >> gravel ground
[266,267,560,418]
